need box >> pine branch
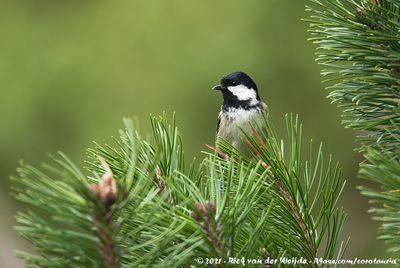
[89,157,119,268]
[307,0,400,257]
[12,113,347,267]
[358,148,400,252]
[216,114,347,264]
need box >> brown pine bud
[89,156,118,208]
[191,201,216,222]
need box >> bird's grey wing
[260,102,269,116]
[258,102,269,138]
[216,111,222,135]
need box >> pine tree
[307,0,400,257]
[12,113,347,267]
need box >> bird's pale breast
[216,103,267,153]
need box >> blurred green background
[0,0,390,267]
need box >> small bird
[213,71,268,155]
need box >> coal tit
[213,71,268,154]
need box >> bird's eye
[231,81,236,86]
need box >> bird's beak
[212,84,223,91]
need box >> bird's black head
[220,71,258,92]
[213,71,261,110]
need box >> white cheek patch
[227,85,257,102]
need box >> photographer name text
[194,256,397,266]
